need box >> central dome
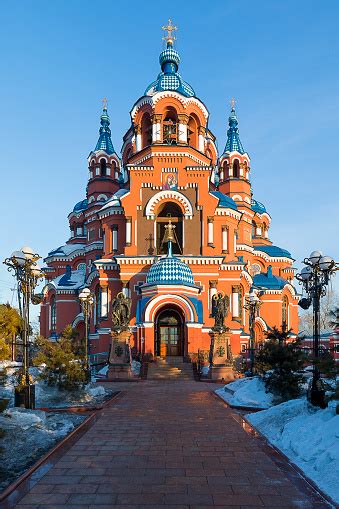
[147,255,194,286]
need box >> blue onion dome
[147,244,194,286]
[145,42,195,98]
[73,198,88,213]
[251,199,267,214]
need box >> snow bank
[85,384,106,398]
[216,376,274,409]
[247,399,339,504]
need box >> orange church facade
[40,23,299,363]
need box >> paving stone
[12,381,329,508]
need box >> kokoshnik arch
[40,21,299,360]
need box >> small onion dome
[159,47,180,72]
[147,253,194,286]
[251,199,267,214]
[73,198,88,213]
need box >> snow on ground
[0,366,110,408]
[131,360,141,375]
[247,399,339,504]
[215,376,274,409]
[0,408,85,492]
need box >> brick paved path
[15,381,329,508]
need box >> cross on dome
[102,97,108,110]
[162,19,178,46]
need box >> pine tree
[34,326,87,391]
[255,326,306,402]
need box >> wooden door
[159,325,181,356]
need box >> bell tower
[218,101,251,206]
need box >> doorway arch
[155,307,184,357]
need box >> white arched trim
[97,194,108,202]
[144,294,195,322]
[72,313,84,328]
[283,283,296,297]
[240,270,253,287]
[88,196,95,204]
[255,316,268,332]
[232,194,242,201]
[145,190,193,219]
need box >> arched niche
[187,114,200,149]
[156,201,183,255]
[141,112,152,148]
[163,106,178,145]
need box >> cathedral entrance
[155,308,184,357]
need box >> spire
[224,100,245,154]
[94,99,115,154]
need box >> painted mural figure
[212,292,229,330]
[162,174,178,190]
[111,292,132,330]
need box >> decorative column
[232,285,242,321]
[122,281,129,298]
[111,225,118,252]
[233,229,237,254]
[177,114,189,144]
[126,217,132,246]
[207,217,214,246]
[209,280,218,312]
[135,125,142,152]
[101,284,108,318]
[151,114,162,142]
[222,226,228,253]
[198,126,206,152]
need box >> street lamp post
[296,250,338,408]
[244,289,263,375]
[3,246,43,409]
[78,288,94,379]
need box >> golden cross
[102,97,108,109]
[162,19,178,43]
[231,97,236,110]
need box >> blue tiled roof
[145,43,195,98]
[210,191,238,211]
[223,107,245,155]
[253,269,289,290]
[94,107,115,154]
[255,245,293,259]
[251,199,266,214]
[147,250,194,286]
[73,198,88,213]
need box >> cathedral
[40,21,299,363]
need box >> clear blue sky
[1,0,338,319]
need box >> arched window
[100,158,107,176]
[233,159,240,178]
[163,107,178,145]
[141,113,152,148]
[51,296,56,332]
[223,161,228,179]
[252,221,257,238]
[282,295,288,328]
[156,202,183,255]
[187,115,199,149]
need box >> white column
[126,219,132,245]
[198,133,205,152]
[234,231,237,254]
[101,287,108,318]
[112,227,118,251]
[222,227,228,252]
[207,219,214,245]
[232,291,239,318]
[178,123,187,143]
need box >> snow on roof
[50,269,86,290]
[99,189,129,211]
[47,244,85,257]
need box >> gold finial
[163,219,176,243]
[102,97,108,110]
[230,97,236,110]
[162,18,178,45]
